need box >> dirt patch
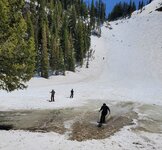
[1,101,161,141]
[70,111,137,141]
[0,109,70,134]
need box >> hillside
[0,0,162,150]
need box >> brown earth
[0,101,162,141]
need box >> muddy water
[0,101,162,141]
[134,104,162,133]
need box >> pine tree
[0,0,36,91]
[82,1,88,19]
[26,12,35,38]
[132,1,136,12]
[0,0,94,90]
[139,0,144,10]
[69,5,77,38]
[67,33,75,71]
[108,1,136,21]
[37,0,49,78]
[76,19,84,66]
[100,2,106,23]
[141,0,144,8]
[90,0,95,29]
[50,33,60,72]
[40,23,49,78]
[128,0,132,16]
[60,15,75,71]
[58,47,65,75]
[149,0,152,4]
[138,1,141,10]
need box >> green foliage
[67,33,75,72]
[50,34,60,71]
[75,19,84,66]
[108,1,136,21]
[90,0,95,28]
[40,23,49,78]
[0,0,36,91]
[0,0,107,91]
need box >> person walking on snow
[99,103,110,123]
[50,89,55,102]
[70,89,74,98]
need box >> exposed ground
[0,101,162,141]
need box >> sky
[85,0,149,15]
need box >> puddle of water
[134,104,162,133]
[0,101,161,141]
[0,124,13,130]
[0,101,138,141]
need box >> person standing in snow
[50,89,55,102]
[99,103,110,123]
[70,89,74,98]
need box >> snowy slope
[1,0,162,110]
[98,0,162,103]
[0,0,162,150]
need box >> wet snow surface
[0,101,138,140]
[1,101,162,149]
[1,0,162,149]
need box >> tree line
[108,0,151,21]
[108,0,136,21]
[0,0,106,91]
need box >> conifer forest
[0,0,106,91]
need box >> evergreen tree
[149,0,152,4]
[37,0,49,78]
[60,15,75,71]
[67,33,75,71]
[41,23,49,78]
[50,33,60,72]
[68,5,77,39]
[60,15,68,64]
[0,0,36,91]
[0,0,97,90]
[58,47,65,75]
[26,11,35,38]
[108,1,136,21]
[132,2,136,12]
[138,0,144,10]
[90,0,95,29]
[138,1,141,10]
[100,2,106,23]
[76,19,84,65]
[141,0,144,8]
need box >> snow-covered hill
[1,0,162,110]
[0,0,162,150]
[97,0,162,103]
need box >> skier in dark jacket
[99,103,110,123]
[50,89,55,102]
[70,89,74,98]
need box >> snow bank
[1,0,162,150]
[0,0,162,110]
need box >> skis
[97,113,111,127]
[97,122,102,127]
[47,100,55,102]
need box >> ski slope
[1,1,162,110]
[0,0,162,150]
